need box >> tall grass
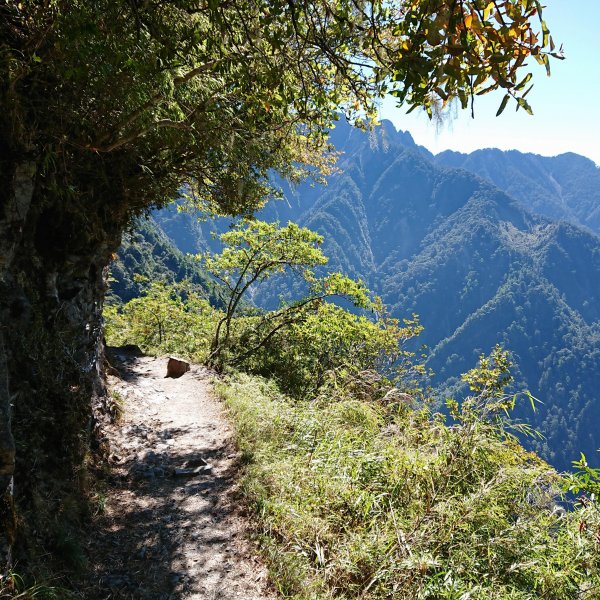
[0,571,75,599]
[217,373,600,599]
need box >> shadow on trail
[88,445,245,599]
[85,354,267,599]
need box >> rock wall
[0,153,131,573]
[0,160,35,568]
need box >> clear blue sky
[378,1,600,165]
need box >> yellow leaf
[464,14,473,29]
[483,2,495,21]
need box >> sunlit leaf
[496,94,510,116]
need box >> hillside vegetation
[106,219,600,598]
[108,216,223,306]
[218,372,599,599]
[435,149,600,235]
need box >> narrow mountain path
[86,353,273,599]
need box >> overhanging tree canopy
[0,0,558,574]
[3,0,558,213]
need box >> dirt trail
[86,353,273,599]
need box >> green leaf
[517,97,534,115]
[514,72,533,92]
[496,94,510,116]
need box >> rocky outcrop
[0,150,134,573]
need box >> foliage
[0,0,561,585]
[3,0,559,219]
[461,344,513,397]
[564,453,600,499]
[107,276,419,401]
[240,302,425,399]
[107,214,424,398]
[107,216,223,306]
[380,0,563,117]
[201,219,374,367]
[104,281,219,362]
[216,355,600,599]
[449,346,540,442]
[105,219,600,597]
[202,220,326,358]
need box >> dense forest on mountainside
[108,217,222,306]
[150,121,600,471]
[435,149,600,234]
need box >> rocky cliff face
[0,151,131,571]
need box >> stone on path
[165,356,190,378]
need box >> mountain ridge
[434,145,600,234]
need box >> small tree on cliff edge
[0,0,560,572]
[201,219,370,367]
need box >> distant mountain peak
[378,119,416,148]
[327,118,431,158]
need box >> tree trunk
[0,153,130,575]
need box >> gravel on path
[85,354,273,600]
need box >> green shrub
[104,280,220,361]
[107,221,426,400]
[236,302,425,399]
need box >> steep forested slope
[435,148,600,234]
[151,121,600,471]
[108,216,222,306]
